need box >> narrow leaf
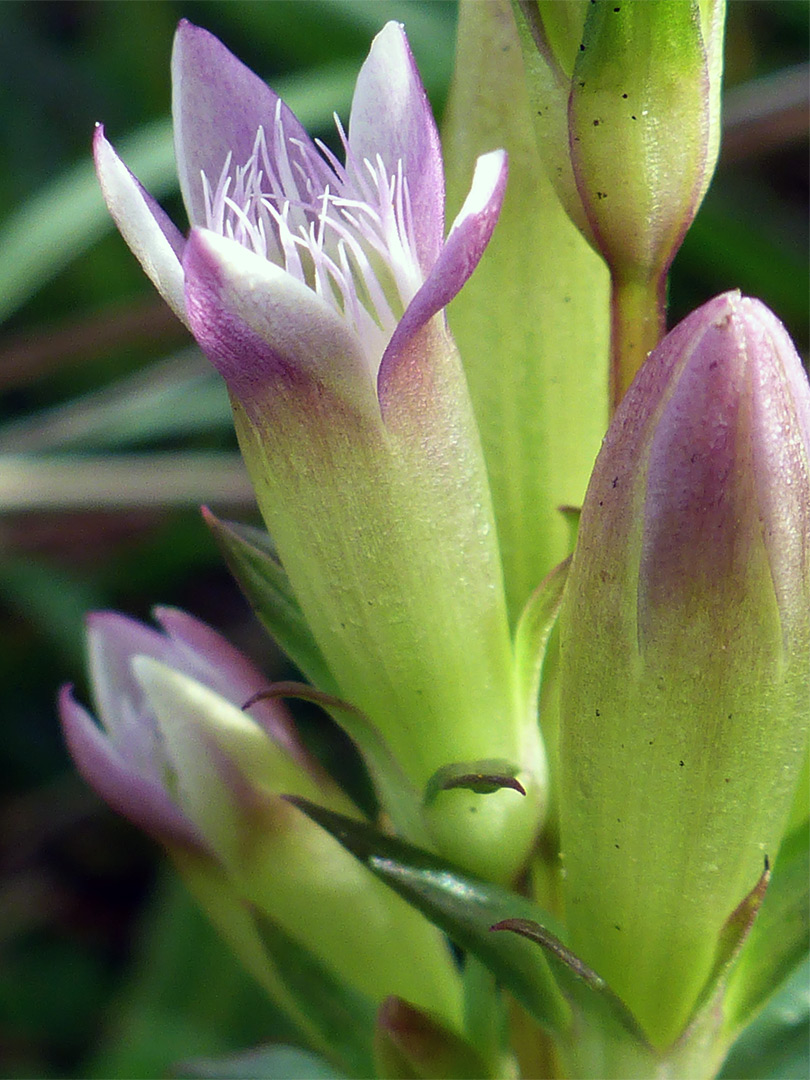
[722,823,810,1033]
[490,918,649,1046]
[374,997,490,1080]
[251,909,377,1079]
[284,796,571,1034]
[513,557,570,724]
[203,510,337,694]
[245,682,426,846]
[688,855,771,1026]
[718,957,810,1080]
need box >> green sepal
[202,509,336,694]
[245,682,427,847]
[423,760,527,802]
[721,822,810,1034]
[685,856,771,1028]
[462,957,510,1074]
[514,556,570,726]
[251,909,377,1079]
[176,1045,345,1080]
[490,918,649,1047]
[374,997,491,1080]
[284,796,571,1035]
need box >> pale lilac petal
[378,150,507,405]
[87,612,178,734]
[738,299,810,639]
[93,127,187,323]
[59,685,205,851]
[183,229,379,419]
[172,21,334,227]
[635,292,810,651]
[153,606,313,764]
[348,22,443,273]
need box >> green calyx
[230,323,546,884]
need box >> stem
[610,272,667,415]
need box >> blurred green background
[0,2,806,1077]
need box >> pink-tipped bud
[557,292,810,1047]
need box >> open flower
[59,608,463,1027]
[93,21,544,884]
[94,19,507,418]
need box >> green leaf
[445,0,609,621]
[203,511,337,695]
[513,557,570,725]
[722,822,810,1033]
[284,796,571,1034]
[177,1044,345,1079]
[718,957,810,1080]
[251,910,376,1080]
[680,855,771,1034]
[489,918,649,1046]
[244,682,426,847]
[0,350,231,453]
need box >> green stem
[610,272,666,415]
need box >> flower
[93,20,545,885]
[94,19,507,418]
[59,608,463,1026]
[556,292,810,1047]
[513,0,725,288]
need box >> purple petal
[348,22,444,275]
[93,126,187,323]
[377,150,508,409]
[87,611,179,732]
[183,228,379,419]
[742,299,810,638]
[171,20,334,228]
[636,292,810,650]
[59,685,205,851]
[153,606,316,766]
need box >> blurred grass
[0,1,805,1078]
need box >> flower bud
[59,608,462,1026]
[514,0,724,286]
[557,292,810,1047]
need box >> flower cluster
[61,9,809,1080]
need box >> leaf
[177,1044,345,1079]
[251,910,377,1080]
[718,957,810,1080]
[284,796,571,1034]
[423,760,527,803]
[685,855,771,1030]
[245,683,426,847]
[489,918,650,1047]
[0,349,231,453]
[513,556,570,724]
[203,511,337,695]
[721,822,810,1033]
